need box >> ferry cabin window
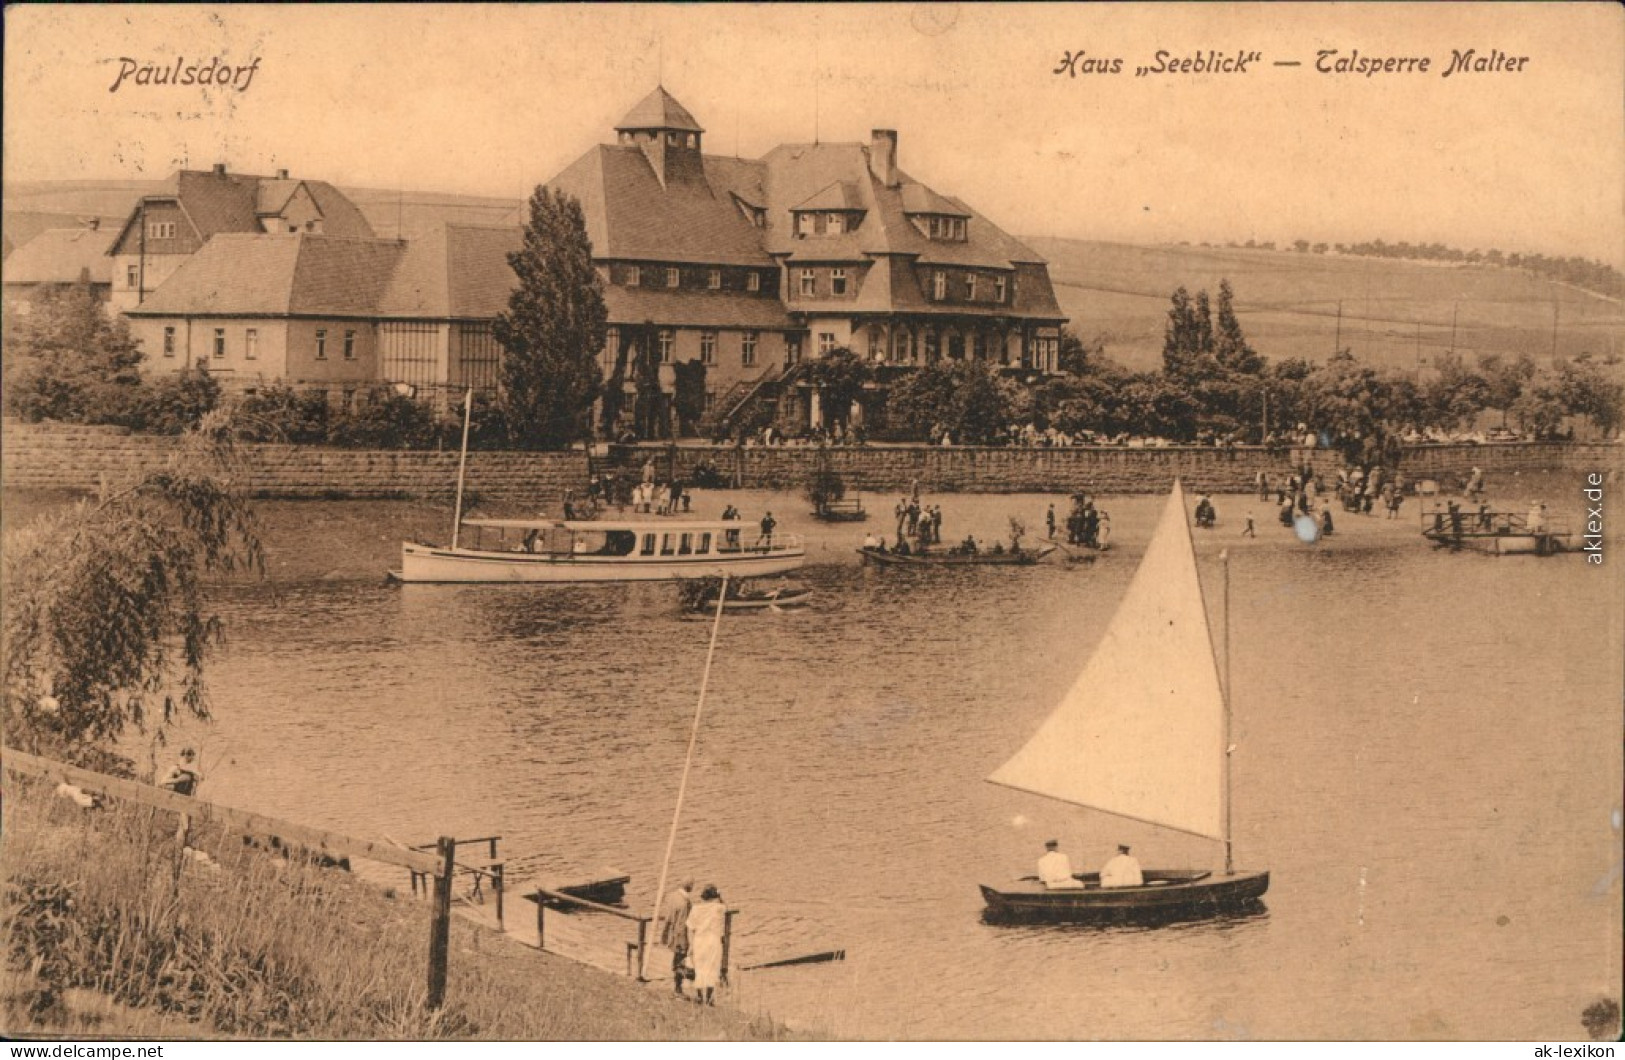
[606,531,638,556]
[679,533,693,555]
[641,533,657,556]
[699,533,712,554]
[660,534,677,556]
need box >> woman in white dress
[685,885,727,1005]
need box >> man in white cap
[1100,843,1144,888]
[1037,839,1082,889]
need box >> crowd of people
[1048,494,1111,548]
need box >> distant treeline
[1290,239,1622,300]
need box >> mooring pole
[450,388,474,550]
[427,836,456,1009]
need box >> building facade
[546,87,1068,435]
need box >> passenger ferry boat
[393,518,805,584]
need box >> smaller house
[107,165,375,312]
[1,223,117,316]
[124,233,403,407]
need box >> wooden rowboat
[523,871,631,910]
[979,869,1270,922]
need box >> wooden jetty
[1421,504,1572,555]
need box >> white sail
[989,481,1227,840]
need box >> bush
[232,386,330,445]
[326,394,439,449]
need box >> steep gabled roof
[110,170,375,252]
[547,146,774,266]
[899,183,970,217]
[615,86,704,133]
[378,223,522,319]
[255,179,301,216]
[793,181,865,213]
[2,227,117,284]
[604,286,792,330]
[127,234,403,316]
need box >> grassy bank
[1,777,806,1040]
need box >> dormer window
[966,275,977,300]
[933,271,946,300]
[666,267,680,288]
[827,213,844,235]
[913,214,969,242]
[747,272,761,293]
[797,213,816,237]
[791,209,865,239]
[831,269,848,296]
[708,269,721,290]
[628,265,641,287]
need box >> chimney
[869,129,898,187]
[275,168,289,179]
[212,163,228,178]
[85,217,100,231]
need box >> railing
[529,888,737,983]
[407,835,505,931]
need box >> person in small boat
[863,532,880,551]
[1100,844,1143,888]
[686,885,728,1005]
[1194,495,1216,529]
[961,534,978,554]
[658,879,694,996]
[1037,839,1082,890]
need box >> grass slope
[2,779,805,1041]
[1029,237,1625,373]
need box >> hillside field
[1030,237,1624,373]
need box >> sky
[6,3,1622,265]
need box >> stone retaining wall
[604,440,1620,495]
[1,421,589,501]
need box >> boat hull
[396,542,805,583]
[693,588,814,612]
[979,869,1269,922]
[858,545,1054,567]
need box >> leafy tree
[492,187,608,449]
[326,392,440,449]
[805,346,872,430]
[1553,353,1625,435]
[887,359,1011,443]
[1056,326,1107,376]
[1477,353,1537,426]
[1424,353,1493,429]
[3,282,143,423]
[2,415,263,771]
[1508,370,1566,438]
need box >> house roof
[2,227,117,285]
[378,223,522,319]
[127,234,404,317]
[110,169,375,252]
[615,86,704,133]
[547,146,775,266]
[793,181,866,213]
[899,183,970,217]
[604,285,792,330]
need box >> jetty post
[427,836,456,1009]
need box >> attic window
[627,265,641,287]
[995,276,1008,303]
[827,213,844,235]
[747,272,761,293]
[146,221,176,239]
[919,215,968,242]
[666,267,680,288]
[797,213,816,237]
[966,275,977,300]
[708,269,721,290]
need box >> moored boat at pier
[858,544,1053,567]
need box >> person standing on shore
[1045,504,1056,540]
[658,880,694,996]
[686,885,728,1005]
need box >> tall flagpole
[642,574,730,980]
[450,387,473,549]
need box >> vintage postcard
[3,2,1621,1046]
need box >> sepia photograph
[2,2,1621,1045]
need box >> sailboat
[979,481,1270,921]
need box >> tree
[492,187,608,449]
[805,346,872,430]
[1554,353,1625,436]
[2,415,263,771]
[1213,279,1264,375]
[886,360,1011,443]
[3,282,144,424]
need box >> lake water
[36,476,1620,1040]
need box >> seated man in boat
[1100,844,1143,888]
[1037,839,1083,890]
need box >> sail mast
[450,387,474,549]
[1222,548,1234,876]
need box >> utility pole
[1551,298,1560,359]
[1333,300,1342,356]
[1449,302,1458,357]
